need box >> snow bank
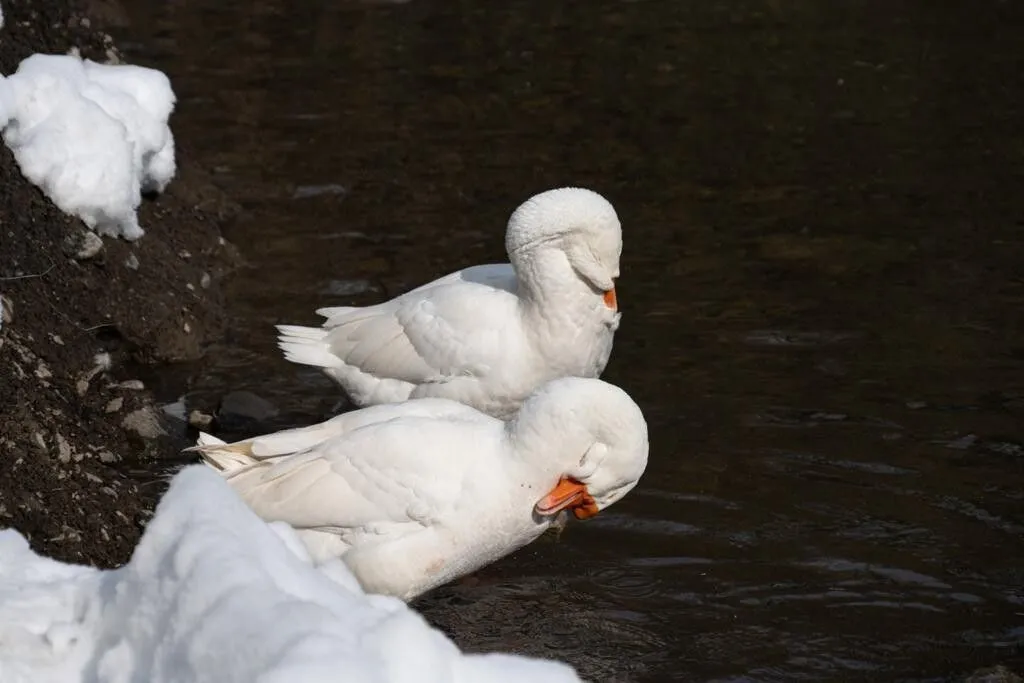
[0,54,176,241]
[0,466,582,683]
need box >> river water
[114,1,1023,680]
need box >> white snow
[0,54,176,241]
[0,466,582,683]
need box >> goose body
[277,187,624,419]
[194,377,649,601]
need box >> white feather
[196,377,649,602]
[277,188,624,418]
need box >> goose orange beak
[535,477,600,521]
[603,288,618,311]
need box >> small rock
[84,472,103,484]
[218,390,280,425]
[200,273,211,289]
[125,252,140,270]
[35,361,52,380]
[162,399,187,421]
[114,379,145,391]
[78,355,112,394]
[105,397,124,413]
[67,230,104,260]
[98,450,118,463]
[121,407,167,440]
[188,410,214,429]
[0,294,12,327]
[179,249,192,259]
[49,334,65,346]
[32,432,46,450]
[55,433,72,464]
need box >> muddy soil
[0,0,237,567]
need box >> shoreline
[0,0,238,567]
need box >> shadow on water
[113,1,1023,680]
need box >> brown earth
[0,0,238,567]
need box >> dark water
[115,1,1024,680]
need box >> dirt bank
[0,0,238,567]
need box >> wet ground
[0,0,238,568]
[113,1,1023,680]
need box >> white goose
[277,187,623,419]
[194,377,649,602]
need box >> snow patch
[0,466,582,683]
[0,54,176,241]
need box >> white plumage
[193,377,649,602]
[277,187,624,418]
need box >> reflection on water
[115,0,1023,680]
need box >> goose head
[504,187,623,310]
[508,377,649,521]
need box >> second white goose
[193,377,649,602]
